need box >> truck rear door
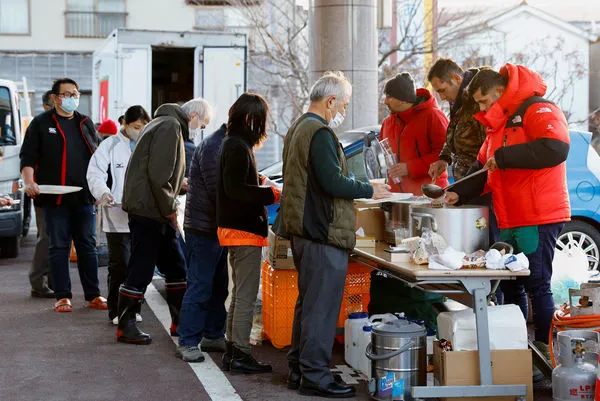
[117,44,152,119]
[198,46,246,138]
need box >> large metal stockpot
[410,205,489,253]
[367,319,426,401]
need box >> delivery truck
[92,28,247,137]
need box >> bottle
[358,324,373,378]
[344,312,369,369]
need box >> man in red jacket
[380,72,449,194]
[446,65,570,355]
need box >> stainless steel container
[367,319,426,401]
[381,201,413,244]
[410,205,489,253]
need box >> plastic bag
[551,247,589,305]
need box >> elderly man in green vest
[281,71,391,398]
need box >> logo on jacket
[48,127,57,134]
[511,115,522,124]
[536,107,552,114]
[116,163,124,168]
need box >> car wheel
[0,236,19,258]
[556,220,600,272]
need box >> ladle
[421,168,488,199]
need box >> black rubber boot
[222,341,233,371]
[230,346,273,374]
[165,280,187,336]
[116,286,151,345]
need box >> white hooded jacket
[86,130,133,233]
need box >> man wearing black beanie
[379,72,449,195]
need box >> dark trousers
[500,222,564,343]
[288,236,349,386]
[106,232,132,319]
[125,215,186,290]
[44,204,100,301]
[29,206,51,291]
[178,232,228,346]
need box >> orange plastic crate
[262,260,370,349]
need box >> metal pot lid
[372,319,426,337]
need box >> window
[0,0,29,34]
[0,87,17,146]
[65,0,126,38]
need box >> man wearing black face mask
[20,78,105,314]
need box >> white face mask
[329,111,345,129]
[126,127,141,142]
[189,127,202,141]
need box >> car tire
[0,236,19,258]
[556,220,600,272]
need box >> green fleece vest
[281,115,356,250]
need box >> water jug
[345,312,369,370]
[366,318,426,401]
[358,324,373,378]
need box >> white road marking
[145,283,243,401]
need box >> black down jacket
[184,124,226,238]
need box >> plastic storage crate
[262,260,371,349]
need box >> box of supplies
[433,341,533,401]
[267,227,295,270]
[355,207,385,241]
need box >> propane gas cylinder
[552,331,597,401]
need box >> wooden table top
[351,243,530,281]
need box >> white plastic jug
[437,304,528,351]
[358,324,373,378]
[345,312,369,369]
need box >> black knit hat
[384,73,417,103]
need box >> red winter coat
[475,64,571,229]
[380,88,449,195]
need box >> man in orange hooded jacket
[447,65,570,353]
[380,72,449,194]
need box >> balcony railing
[65,11,127,38]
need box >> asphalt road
[0,230,553,400]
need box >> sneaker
[201,337,227,352]
[176,345,205,362]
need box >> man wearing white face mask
[20,78,106,313]
[281,71,391,398]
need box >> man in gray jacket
[117,103,189,345]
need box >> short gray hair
[181,98,214,123]
[309,71,352,103]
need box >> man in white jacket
[87,105,151,323]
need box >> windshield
[261,161,283,180]
[0,87,16,146]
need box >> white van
[0,79,24,257]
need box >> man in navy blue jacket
[175,122,229,362]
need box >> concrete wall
[0,0,195,52]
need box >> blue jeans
[44,204,100,301]
[500,222,565,343]
[178,232,228,346]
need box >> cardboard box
[433,342,533,401]
[355,207,385,241]
[267,228,295,270]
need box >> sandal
[88,296,108,310]
[54,298,72,313]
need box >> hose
[548,303,600,366]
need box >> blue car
[262,127,600,272]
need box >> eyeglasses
[57,91,80,99]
